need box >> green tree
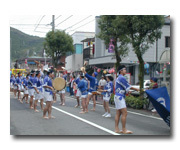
[118,15,164,98]
[97,15,129,71]
[44,30,74,68]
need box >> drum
[92,91,101,95]
[52,77,66,91]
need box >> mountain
[10,27,45,61]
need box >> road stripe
[65,96,163,121]
[46,103,120,135]
[14,93,119,135]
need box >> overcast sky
[9,15,96,37]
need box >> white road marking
[17,92,162,135]
[65,96,163,121]
[12,93,119,135]
[43,102,120,135]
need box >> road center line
[65,96,163,121]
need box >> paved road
[10,92,170,135]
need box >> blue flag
[145,87,170,127]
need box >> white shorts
[88,92,92,95]
[76,89,81,97]
[10,83,14,89]
[114,95,126,110]
[58,89,65,94]
[14,85,17,90]
[35,92,44,100]
[44,92,53,102]
[18,84,23,91]
[28,89,35,96]
[24,89,29,95]
[103,96,111,102]
[81,94,88,98]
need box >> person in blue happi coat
[101,74,114,118]
[74,74,81,108]
[114,65,139,134]
[82,69,98,111]
[78,73,88,114]
[15,72,23,101]
[43,70,55,119]
[10,74,15,92]
[21,75,29,104]
[28,70,36,109]
[33,71,44,112]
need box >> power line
[34,15,45,32]
[68,19,95,32]
[33,30,49,33]
[55,15,61,20]
[56,15,73,27]
[10,24,48,26]
[64,15,92,31]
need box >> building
[17,56,52,71]
[65,31,95,72]
[88,16,170,85]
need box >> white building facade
[65,31,95,72]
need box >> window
[165,36,170,48]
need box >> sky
[9,15,96,37]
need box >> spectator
[69,75,74,96]
[149,77,158,112]
[98,76,107,100]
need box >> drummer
[58,73,66,106]
[43,70,55,119]
[82,70,98,111]
[78,73,88,113]
[33,71,44,112]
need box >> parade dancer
[101,74,113,118]
[13,74,18,98]
[74,74,81,108]
[58,73,66,106]
[28,70,35,109]
[78,73,88,114]
[10,74,15,92]
[15,72,23,101]
[82,70,98,111]
[33,71,44,112]
[114,65,139,134]
[43,70,55,119]
[21,75,29,104]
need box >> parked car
[129,80,150,96]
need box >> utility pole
[51,15,56,71]
[52,15,55,31]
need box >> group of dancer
[10,64,140,134]
[10,67,58,119]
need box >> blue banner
[145,87,170,127]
